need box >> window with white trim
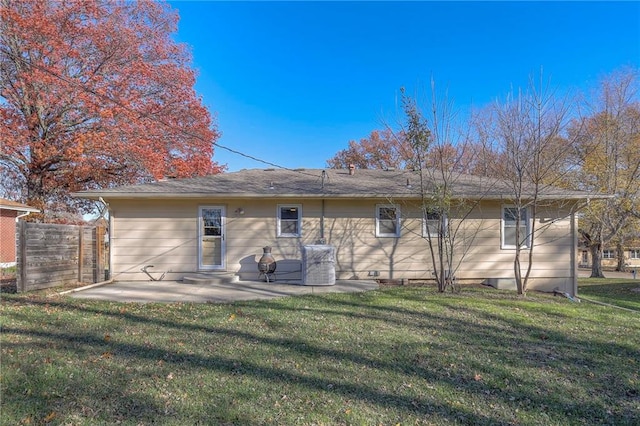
[630,249,640,260]
[602,249,615,259]
[423,209,448,238]
[502,206,530,249]
[376,204,401,237]
[277,205,302,237]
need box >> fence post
[95,226,105,282]
[78,226,84,283]
[17,220,27,293]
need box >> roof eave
[0,205,40,213]
[73,192,424,200]
[73,192,601,201]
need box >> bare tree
[397,83,489,292]
[479,72,576,295]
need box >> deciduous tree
[326,129,408,170]
[329,82,497,292]
[397,85,489,293]
[327,128,477,174]
[0,0,223,221]
[478,73,576,295]
[571,67,640,277]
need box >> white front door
[199,206,225,270]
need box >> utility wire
[1,48,322,178]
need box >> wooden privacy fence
[16,222,106,292]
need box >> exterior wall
[451,203,575,290]
[0,209,18,265]
[108,197,577,294]
[109,199,200,281]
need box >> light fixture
[235,208,245,216]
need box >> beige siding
[109,197,577,293]
[444,204,575,294]
[110,200,200,280]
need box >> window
[202,208,222,236]
[602,249,615,259]
[376,204,401,237]
[423,209,448,238]
[630,250,640,260]
[502,206,530,249]
[581,250,589,265]
[277,205,301,237]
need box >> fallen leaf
[43,412,57,422]
[474,373,483,381]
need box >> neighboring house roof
[73,168,603,201]
[0,198,40,213]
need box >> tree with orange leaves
[0,0,223,221]
[326,129,409,170]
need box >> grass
[0,264,16,279]
[577,278,640,311]
[1,280,639,425]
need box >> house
[0,198,40,267]
[74,168,596,296]
[578,242,640,270]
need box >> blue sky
[169,1,640,171]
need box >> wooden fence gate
[16,222,106,292]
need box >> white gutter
[0,203,40,221]
[73,192,605,201]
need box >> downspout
[319,170,326,244]
[15,211,32,222]
[320,199,325,243]
[99,197,112,281]
[108,209,113,281]
[571,210,577,297]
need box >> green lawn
[1,280,639,425]
[577,278,640,311]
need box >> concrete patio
[68,279,379,303]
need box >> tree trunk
[615,241,627,272]
[437,232,447,292]
[514,248,525,295]
[590,243,606,278]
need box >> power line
[1,47,322,178]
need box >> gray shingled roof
[73,168,597,201]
